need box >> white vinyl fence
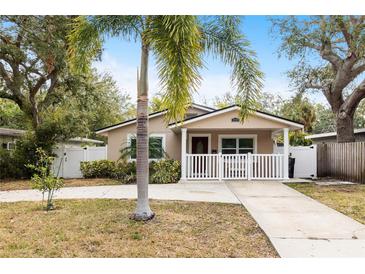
[52,146,107,178]
[274,145,317,178]
[186,153,284,180]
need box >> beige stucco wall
[106,115,181,161]
[101,108,291,161]
[187,130,273,154]
[184,109,291,130]
[104,106,209,161]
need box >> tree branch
[342,78,365,113]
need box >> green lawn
[0,199,277,258]
[288,183,365,224]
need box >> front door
[191,136,209,177]
[191,136,208,154]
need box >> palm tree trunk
[131,41,155,221]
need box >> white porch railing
[185,153,284,180]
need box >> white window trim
[218,134,257,154]
[127,133,166,161]
[188,133,212,154]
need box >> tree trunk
[130,42,155,221]
[336,109,355,143]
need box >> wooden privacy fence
[317,142,365,183]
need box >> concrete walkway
[0,183,240,204]
[227,181,365,257]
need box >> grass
[288,183,365,224]
[0,178,120,191]
[0,199,277,258]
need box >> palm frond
[68,16,142,74]
[200,16,264,120]
[119,138,168,160]
[148,16,203,123]
[67,16,103,74]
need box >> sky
[93,16,326,107]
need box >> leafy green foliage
[80,159,180,184]
[149,16,203,122]
[80,160,116,178]
[276,131,312,146]
[151,160,181,184]
[0,148,24,179]
[26,148,64,211]
[0,99,29,129]
[271,16,365,141]
[279,94,316,132]
[119,135,166,160]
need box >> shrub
[80,160,116,178]
[27,148,64,211]
[151,159,181,184]
[80,159,181,184]
[114,161,136,184]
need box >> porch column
[283,127,289,179]
[180,128,187,182]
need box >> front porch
[179,128,290,181]
[168,106,303,182]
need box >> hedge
[80,159,180,184]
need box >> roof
[306,128,365,139]
[0,127,26,137]
[96,103,215,134]
[68,137,104,144]
[168,105,304,129]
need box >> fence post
[218,152,222,181]
[247,153,252,180]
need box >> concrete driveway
[0,183,240,204]
[227,181,365,257]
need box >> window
[128,134,165,160]
[7,142,16,150]
[220,136,255,154]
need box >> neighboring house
[97,103,303,181]
[306,128,365,144]
[0,127,103,150]
[0,127,26,150]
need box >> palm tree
[68,16,263,221]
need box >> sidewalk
[227,181,365,257]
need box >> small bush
[151,160,181,184]
[0,148,26,179]
[27,148,64,211]
[80,160,116,178]
[114,161,136,184]
[80,159,181,184]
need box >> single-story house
[0,127,26,150]
[0,127,104,150]
[306,128,365,144]
[97,103,303,181]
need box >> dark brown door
[191,137,208,154]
